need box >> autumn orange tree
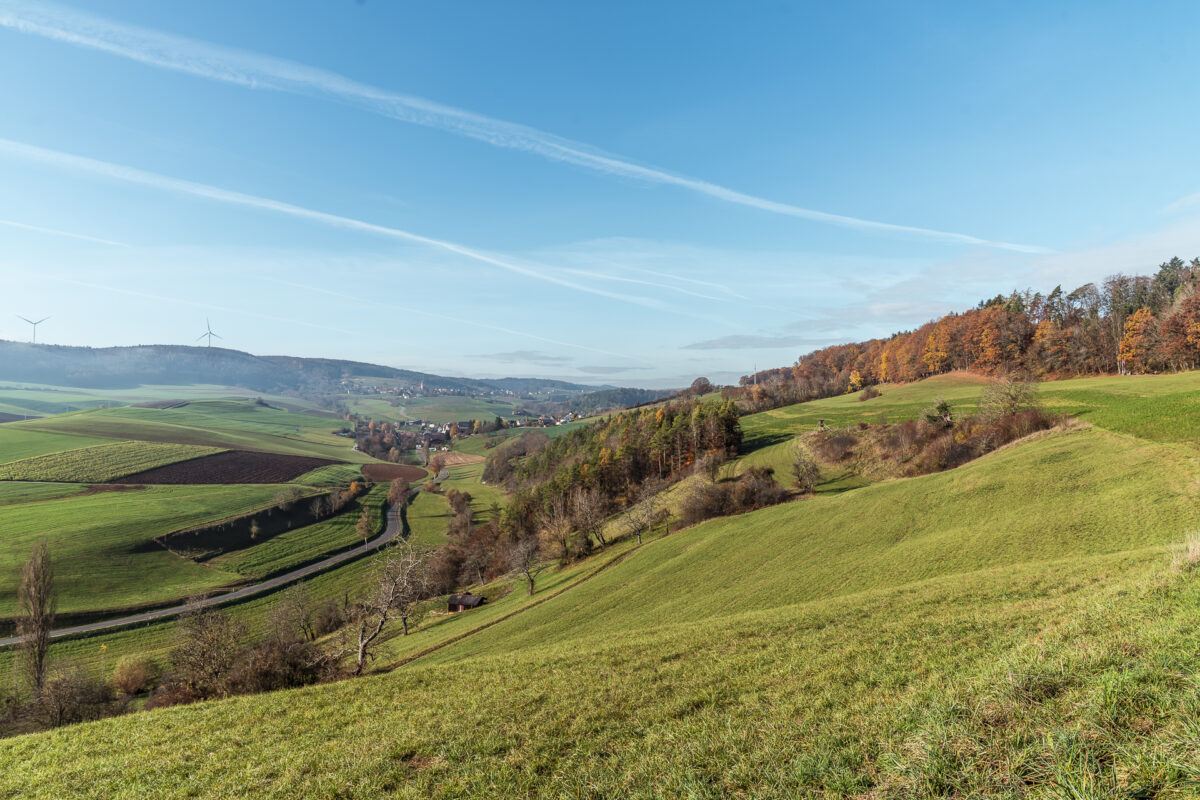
[1118,307,1161,373]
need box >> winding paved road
[0,504,403,647]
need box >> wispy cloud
[1164,191,1200,214]
[0,217,127,246]
[577,364,651,375]
[473,350,573,366]
[0,1,1047,253]
[0,138,659,308]
[681,333,838,351]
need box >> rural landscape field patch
[359,463,427,482]
[114,450,339,484]
[0,440,221,483]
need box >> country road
[0,503,403,648]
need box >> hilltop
[0,340,605,396]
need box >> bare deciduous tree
[344,545,429,676]
[696,450,727,484]
[170,607,247,700]
[508,535,549,596]
[387,477,411,506]
[572,487,609,547]
[980,375,1040,418]
[621,492,660,545]
[356,509,373,544]
[790,448,820,494]
[269,582,315,642]
[16,541,56,697]
[540,494,574,564]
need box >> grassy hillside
[741,370,1200,447]
[8,372,1200,797]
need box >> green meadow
[0,484,296,618]
[349,395,521,425]
[8,371,1200,797]
[0,382,334,419]
[14,400,363,461]
[0,428,112,463]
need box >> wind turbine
[196,318,222,348]
[16,315,49,344]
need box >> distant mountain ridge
[0,341,603,396]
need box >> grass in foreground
[9,372,1200,797]
[4,547,1195,799]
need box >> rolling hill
[0,340,604,395]
[5,372,1200,797]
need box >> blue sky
[2,1,1200,387]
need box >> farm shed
[447,593,486,613]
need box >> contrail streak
[0,138,659,308]
[0,1,1048,253]
[0,218,127,246]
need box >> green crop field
[290,463,364,488]
[0,441,221,483]
[13,400,364,461]
[0,484,301,618]
[405,489,451,548]
[358,394,521,425]
[10,371,1200,798]
[0,428,113,463]
[0,382,337,419]
[208,483,389,580]
[0,482,88,507]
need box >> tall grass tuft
[1171,531,1200,572]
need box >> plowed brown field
[114,450,339,484]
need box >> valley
[4,369,1200,797]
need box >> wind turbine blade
[211,332,222,339]
[34,317,49,325]
[16,315,33,324]
[196,333,208,342]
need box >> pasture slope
[9,373,1200,798]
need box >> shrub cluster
[815,406,1058,479]
[679,467,790,527]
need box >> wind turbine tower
[196,318,222,348]
[17,315,49,344]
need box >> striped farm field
[0,428,112,464]
[0,440,221,483]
